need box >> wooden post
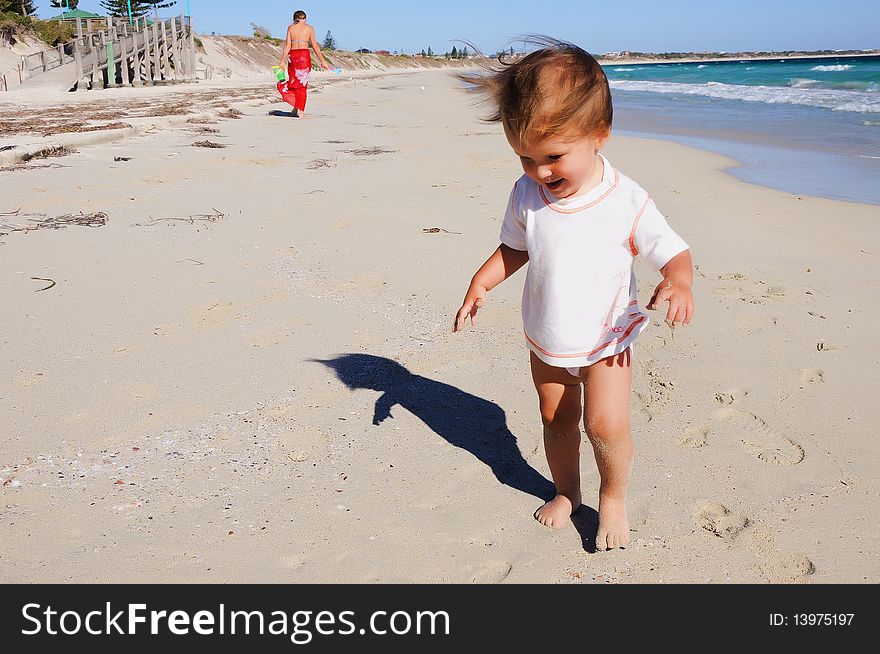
[142,17,154,86]
[57,43,64,65]
[131,19,143,87]
[1,75,7,92]
[188,15,197,81]
[119,26,131,86]
[40,50,47,73]
[169,17,182,83]
[181,15,191,80]
[90,34,104,89]
[105,30,118,88]
[159,19,173,84]
[74,18,86,91]
[151,17,163,84]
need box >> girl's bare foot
[595,495,629,550]
[534,492,581,529]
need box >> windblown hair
[460,37,613,144]
[293,10,307,23]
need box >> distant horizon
[26,1,880,55]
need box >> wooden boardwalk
[4,14,200,92]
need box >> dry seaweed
[306,159,335,169]
[42,122,131,136]
[0,211,107,233]
[423,227,462,234]
[133,207,226,227]
[345,146,396,156]
[21,146,75,162]
[186,116,219,125]
[192,140,227,149]
[31,277,56,292]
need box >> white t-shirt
[499,154,689,368]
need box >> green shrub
[32,19,73,46]
[0,11,32,28]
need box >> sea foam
[609,79,880,113]
[811,64,853,71]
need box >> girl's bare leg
[530,352,583,529]
[582,349,634,550]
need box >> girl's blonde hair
[460,37,612,144]
[293,10,307,23]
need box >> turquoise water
[606,55,880,112]
[603,55,880,204]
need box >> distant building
[356,48,371,53]
[375,49,390,55]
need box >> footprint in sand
[468,560,513,584]
[800,368,824,385]
[717,408,805,466]
[762,285,788,299]
[678,425,710,448]
[748,528,815,583]
[713,389,748,406]
[695,505,814,582]
[694,501,749,542]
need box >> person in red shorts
[277,10,330,118]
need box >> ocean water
[604,55,880,204]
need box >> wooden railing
[2,14,198,91]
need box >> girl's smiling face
[505,126,609,200]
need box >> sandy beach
[1,69,877,584]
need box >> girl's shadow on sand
[314,353,601,551]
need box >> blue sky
[33,1,879,54]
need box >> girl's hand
[648,278,694,327]
[453,283,488,332]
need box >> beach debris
[304,189,326,194]
[177,258,205,266]
[816,340,838,352]
[189,126,220,134]
[192,140,227,149]
[20,146,75,162]
[218,108,244,119]
[114,156,132,162]
[324,139,350,144]
[422,227,462,234]
[0,145,16,152]
[187,116,219,125]
[133,208,226,227]
[306,158,335,170]
[42,122,130,136]
[31,277,56,293]
[345,146,395,156]
[0,211,107,233]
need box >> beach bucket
[272,65,287,82]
